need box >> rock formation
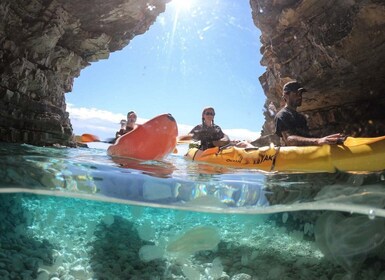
[251,0,385,138]
[0,0,168,146]
[0,0,384,146]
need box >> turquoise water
[1,142,385,279]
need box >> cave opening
[67,0,266,142]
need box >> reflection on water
[1,142,385,279]
[111,156,177,178]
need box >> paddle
[76,134,115,143]
[342,135,385,147]
[75,133,186,153]
[212,140,230,147]
[77,133,194,145]
[177,139,194,144]
[196,135,385,157]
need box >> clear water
[1,142,385,280]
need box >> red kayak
[107,113,178,160]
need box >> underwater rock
[208,257,224,279]
[231,273,252,280]
[69,265,87,279]
[181,265,201,279]
[89,216,166,278]
[167,226,221,256]
[36,268,49,280]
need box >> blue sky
[66,0,266,141]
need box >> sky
[66,0,266,141]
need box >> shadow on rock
[88,215,167,279]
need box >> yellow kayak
[185,136,385,172]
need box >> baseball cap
[283,81,307,93]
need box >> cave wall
[0,0,384,146]
[251,0,385,138]
[0,0,168,146]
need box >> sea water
[1,142,385,280]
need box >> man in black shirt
[275,81,343,146]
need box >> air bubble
[368,209,376,220]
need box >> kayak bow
[107,113,178,160]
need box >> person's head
[126,111,137,126]
[282,81,307,108]
[201,107,215,125]
[120,119,127,128]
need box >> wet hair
[201,106,215,126]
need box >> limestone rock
[251,0,385,137]
[0,0,168,146]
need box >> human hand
[232,140,254,148]
[318,133,345,145]
[213,140,230,147]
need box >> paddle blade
[177,139,193,144]
[80,133,100,143]
[200,147,219,157]
[343,135,385,147]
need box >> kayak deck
[185,136,385,172]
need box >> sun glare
[172,0,193,11]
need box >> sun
[172,0,193,11]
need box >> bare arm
[213,134,230,147]
[177,134,193,142]
[221,134,230,142]
[282,131,344,146]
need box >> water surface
[1,142,385,279]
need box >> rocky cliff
[251,0,385,139]
[0,0,384,146]
[0,0,168,146]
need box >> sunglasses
[205,112,215,116]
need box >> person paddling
[178,107,230,150]
[115,111,139,140]
[115,119,127,139]
[275,81,344,146]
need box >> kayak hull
[107,113,178,160]
[185,136,385,172]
